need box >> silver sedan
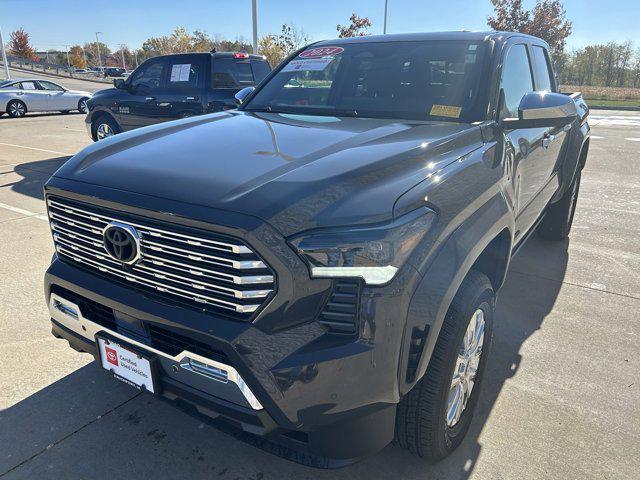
[0,78,92,118]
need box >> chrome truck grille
[46,196,275,318]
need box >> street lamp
[119,44,126,69]
[0,27,10,80]
[383,0,389,34]
[252,0,258,55]
[95,32,103,70]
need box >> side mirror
[501,91,578,129]
[234,86,255,105]
[113,78,126,89]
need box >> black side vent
[318,280,362,334]
[147,324,229,364]
[406,325,430,382]
[51,286,117,331]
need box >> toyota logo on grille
[103,222,141,264]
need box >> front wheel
[395,271,494,462]
[91,115,120,141]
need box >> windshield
[244,40,489,122]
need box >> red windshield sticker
[299,46,344,58]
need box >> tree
[69,45,85,68]
[337,13,372,38]
[8,28,37,60]
[259,35,286,67]
[488,0,572,62]
[274,23,310,56]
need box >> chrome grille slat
[47,196,275,317]
[47,198,251,254]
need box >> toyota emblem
[103,222,141,264]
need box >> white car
[0,78,92,118]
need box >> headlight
[289,207,435,285]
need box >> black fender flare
[398,191,513,395]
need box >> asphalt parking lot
[0,102,639,479]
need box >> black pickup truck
[84,51,271,140]
[45,31,589,467]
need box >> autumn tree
[9,28,37,60]
[69,45,85,68]
[259,35,286,67]
[487,0,572,62]
[337,13,372,38]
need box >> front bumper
[43,180,421,464]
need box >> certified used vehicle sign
[98,337,155,393]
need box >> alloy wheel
[9,102,26,117]
[96,122,114,140]
[446,308,485,427]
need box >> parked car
[73,68,89,74]
[0,78,92,117]
[104,67,126,77]
[85,51,271,140]
[46,31,589,466]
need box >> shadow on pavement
[0,236,569,479]
[1,157,70,200]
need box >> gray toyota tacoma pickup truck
[45,31,589,467]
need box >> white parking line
[590,136,604,139]
[0,142,72,156]
[626,138,640,142]
[0,202,48,221]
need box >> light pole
[119,44,126,69]
[95,32,103,70]
[64,45,71,71]
[383,0,388,34]
[0,26,10,80]
[134,50,139,68]
[252,0,258,55]
[81,46,86,67]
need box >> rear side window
[499,44,534,120]
[531,46,554,92]
[212,58,257,88]
[251,60,271,83]
[166,57,204,89]
[21,81,38,90]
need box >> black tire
[78,97,89,114]
[395,270,494,462]
[7,99,27,118]
[538,170,581,240]
[91,114,120,141]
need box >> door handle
[542,133,556,149]
[185,96,198,101]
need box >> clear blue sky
[1,0,639,52]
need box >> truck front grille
[47,196,275,318]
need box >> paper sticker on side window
[430,104,462,118]
[282,57,335,72]
[170,64,191,82]
[298,46,344,59]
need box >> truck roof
[313,30,540,45]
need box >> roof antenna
[210,47,217,53]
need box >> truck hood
[56,111,482,235]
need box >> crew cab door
[153,54,206,121]
[118,57,167,129]
[498,43,560,241]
